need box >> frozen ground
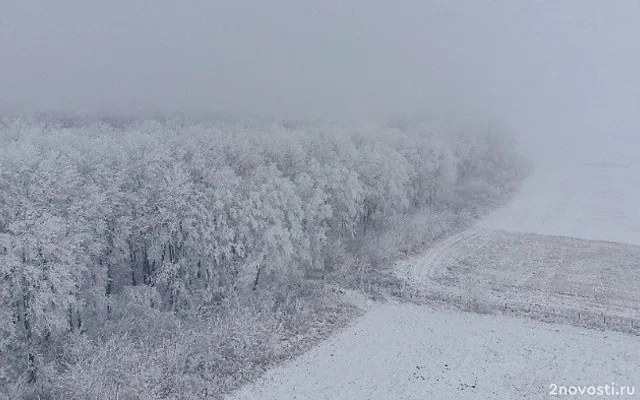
[397,228,640,335]
[228,157,640,399]
[231,303,638,400]
[480,160,640,245]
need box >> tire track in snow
[397,228,640,336]
[397,226,486,287]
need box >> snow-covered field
[480,160,640,246]
[397,228,640,335]
[231,303,638,400]
[228,157,640,399]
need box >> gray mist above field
[1,1,639,163]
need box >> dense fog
[3,2,639,398]
[2,1,640,162]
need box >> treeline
[0,116,526,398]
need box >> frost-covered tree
[0,116,525,394]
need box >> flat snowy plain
[229,154,640,399]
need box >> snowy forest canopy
[0,116,526,398]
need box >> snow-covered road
[228,156,640,400]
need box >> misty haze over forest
[2,1,640,160]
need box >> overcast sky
[1,1,639,158]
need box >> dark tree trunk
[252,264,263,291]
